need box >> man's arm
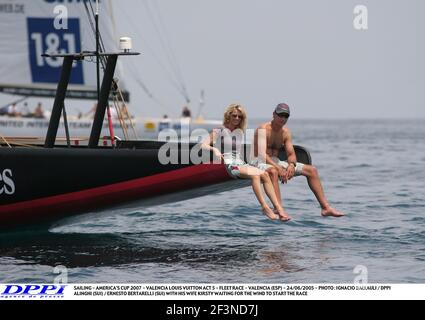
[253,125,287,182]
[265,153,282,169]
[283,129,297,180]
[284,129,297,164]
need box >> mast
[95,0,100,102]
[196,89,205,119]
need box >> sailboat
[0,0,220,143]
[0,1,312,230]
[0,0,240,229]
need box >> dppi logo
[0,169,15,195]
[1,285,66,298]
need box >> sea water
[1,119,425,283]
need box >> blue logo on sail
[27,18,84,84]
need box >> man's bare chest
[266,131,283,150]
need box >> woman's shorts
[249,157,305,176]
[225,162,253,178]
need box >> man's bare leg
[258,170,290,221]
[301,165,344,217]
[263,167,291,221]
[321,207,344,217]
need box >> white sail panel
[0,0,118,97]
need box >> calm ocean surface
[1,119,425,283]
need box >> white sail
[0,0,121,100]
[0,1,221,141]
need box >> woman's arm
[201,130,223,160]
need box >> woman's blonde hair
[223,103,247,132]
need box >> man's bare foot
[273,209,291,222]
[262,207,279,220]
[321,207,344,217]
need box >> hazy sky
[112,0,425,119]
[1,0,424,119]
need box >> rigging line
[107,0,128,102]
[83,1,108,71]
[108,0,118,46]
[85,1,107,66]
[112,94,138,140]
[0,96,28,110]
[148,0,184,81]
[132,77,174,115]
[83,2,166,118]
[85,0,135,115]
[150,0,190,102]
[126,60,187,112]
[88,0,109,55]
[122,53,181,112]
[122,31,181,93]
[75,4,95,49]
[0,134,11,148]
[148,0,190,103]
[80,3,97,50]
[82,3,101,51]
[143,0,190,102]
[83,1,131,133]
[85,0,126,108]
[128,54,186,98]
[116,90,138,139]
[112,97,129,140]
[142,1,179,83]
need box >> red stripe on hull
[0,164,231,226]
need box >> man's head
[273,103,290,123]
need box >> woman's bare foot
[273,208,291,222]
[262,206,279,220]
[321,206,344,217]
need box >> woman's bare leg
[259,172,291,221]
[249,175,279,220]
[239,166,287,221]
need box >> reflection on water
[1,120,425,282]
[0,231,258,269]
[258,249,306,275]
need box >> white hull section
[0,116,220,142]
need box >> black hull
[0,52,252,229]
[0,142,236,228]
[0,141,310,229]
